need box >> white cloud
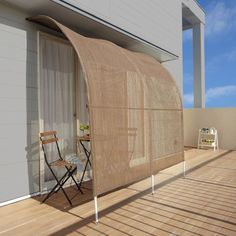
[183,29,192,42]
[184,93,194,105]
[224,49,236,61]
[206,85,236,101]
[205,2,236,37]
[184,73,193,82]
[184,85,236,106]
[207,49,236,72]
[183,73,193,86]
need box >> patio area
[1,148,236,235]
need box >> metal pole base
[183,161,186,178]
[94,196,99,224]
[151,175,155,195]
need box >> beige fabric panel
[31,16,184,196]
[148,110,183,174]
[152,152,184,173]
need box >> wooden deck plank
[1,148,236,235]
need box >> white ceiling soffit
[182,0,205,31]
[4,0,178,62]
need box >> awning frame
[31,15,184,224]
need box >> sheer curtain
[39,34,76,184]
[77,62,89,133]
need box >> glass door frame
[37,31,77,192]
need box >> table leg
[79,158,89,188]
[79,140,93,188]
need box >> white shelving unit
[198,127,219,151]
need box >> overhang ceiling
[182,3,202,30]
[3,0,178,62]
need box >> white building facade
[0,0,205,205]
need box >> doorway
[38,32,77,191]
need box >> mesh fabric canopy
[32,16,184,196]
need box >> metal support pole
[183,161,186,178]
[94,196,99,224]
[151,175,155,195]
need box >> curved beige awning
[31,15,184,196]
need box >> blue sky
[183,0,236,108]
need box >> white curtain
[77,62,89,133]
[40,35,76,183]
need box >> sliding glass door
[39,33,77,191]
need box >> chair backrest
[39,131,63,164]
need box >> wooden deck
[1,148,236,235]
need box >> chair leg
[55,172,72,193]
[42,184,73,205]
[43,182,73,206]
[55,172,71,193]
[59,185,73,206]
[69,168,83,194]
[53,175,73,206]
[43,167,83,206]
[59,167,83,194]
[42,171,69,202]
[44,167,73,206]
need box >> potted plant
[80,123,90,136]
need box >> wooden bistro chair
[39,131,83,206]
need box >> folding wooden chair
[40,131,83,206]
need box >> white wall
[163,58,183,96]
[65,0,183,55]
[0,2,61,203]
[0,3,38,203]
[184,108,236,150]
[0,0,196,203]
[63,0,184,94]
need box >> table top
[78,135,90,141]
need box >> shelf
[198,128,218,151]
[199,144,215,147]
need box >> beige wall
[184,108,236,150]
